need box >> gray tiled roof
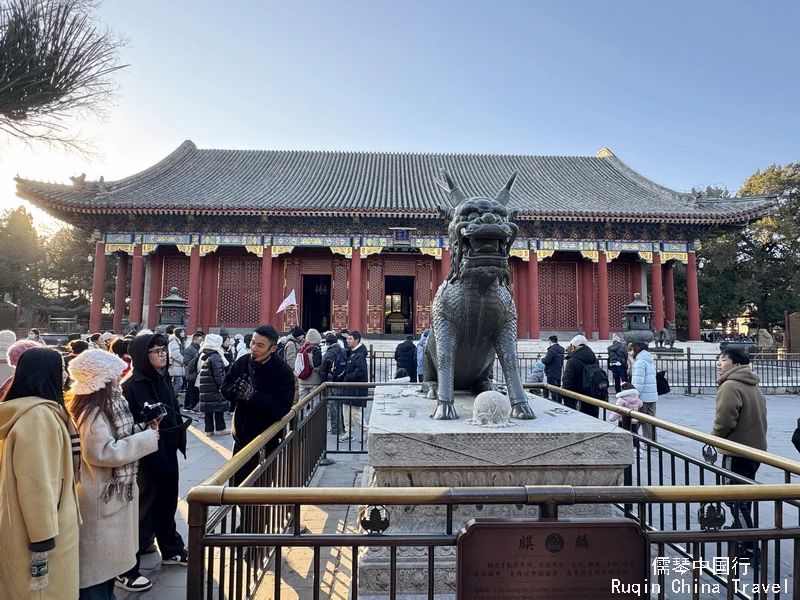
[15,141,773,223]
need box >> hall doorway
[384,276,414,334]
[302,275,331,333]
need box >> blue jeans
[172,375,184,396]
[80,579,116,600]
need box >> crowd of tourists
[0,322,300,600]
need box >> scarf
[101,388,138,502]
[64,407,81,484]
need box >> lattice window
[331,259,349,330]
[301,258,333,275]
[415,259,433,333]
[538,261,577,330]
[608,263,631,330]
[366,259,384,334]
[383,258,416,277]
[161,255,190,299]
[218,256,262,327]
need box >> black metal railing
[186,382,800,599]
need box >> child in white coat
[610,382,643,454]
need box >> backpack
[276,343,286,362]
[582,363,609,400]
[656,370,671,395]
[329,348,347,382]
[184,353,200,382]
[294,345,314,380]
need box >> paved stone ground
[118,393,800,600]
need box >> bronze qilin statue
[422,170,535,421]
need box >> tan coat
[0,397,81,600]
[711,365,768,456]
[75,408,158,588]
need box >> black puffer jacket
[122,334,189,472]
[197,350,229,413]
[561,345,598,395]
[607,341,628,367]
[541,344,565,379]
[343,343,369,406]
[394,340,417,374]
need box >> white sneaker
[115,575,153,592]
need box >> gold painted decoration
[420,247,443,259]
[245,245,264,258]
[536,250,555,261]
[271,245,295,258]
[509,249,530,261]
[176,244,193,256]
[360,246,384,258]
[104,243,134,255]
[605,251,621,262]
[199,245,218,256]
[141,244,158,255]
[580,250,599,262]
[661,252,689,264]
[330,247,353,259]
[638,251,653,263]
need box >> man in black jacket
[606,333,629,393]
[341,330,369,443]
[394,335,418,382]
[119,333,190,588]
[321,333,348,436]
[560,334,599,418]
[221,324,295,486]
[541,335,565,403]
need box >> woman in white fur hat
[66,350,160,596]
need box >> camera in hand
[142,402,168,423]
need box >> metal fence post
[369,344,376,382]
[685,347,692,396]
[187,501,208,599]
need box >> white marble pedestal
[357,386,634,599]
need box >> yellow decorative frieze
[605,251,621,262]
[104,243,134,255]
[580,250,599,262]
[176,244,193,256]
[660,252,688,264]
[360,247,384,258]
[536,250,555,261]
[245,245,264,258]
[420,248,443,259]
[199,245,218,256]
[271,245,295,258]
[330,247,352,259]
[141,244,158,255]
[638,251,653,263]
[510,249,530,261]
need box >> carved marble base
[357,387,634,598]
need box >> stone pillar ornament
[423,170,534,421]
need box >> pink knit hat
[7,340,40,367]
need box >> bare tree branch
[0,0,126,154]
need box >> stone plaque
[457,519,647,600]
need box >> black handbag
[656,370,671,395]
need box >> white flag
[277,289,297,313]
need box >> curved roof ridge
[194,146,595,160]
[598,151,685,202]
[107,140,198,190]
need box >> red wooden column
[89,242,107,333]
[664,261,676,326]
[112,252,128,333]
[259,250,273,325]
[651,252,665,330]
[187,245,201,333]
[528,252,540,339]
[580,259,596,337]
[515,259,529,338]
[597,251,610,340]
[129,244,144,325]
[147,254,163,329]
[349,247,362,331]
[440,248,451,288]
[631,261,642,297]
[686,251,701,340]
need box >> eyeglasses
[148,348,167,356]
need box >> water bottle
[30,552,48,590]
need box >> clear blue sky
[4,0,798,223]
